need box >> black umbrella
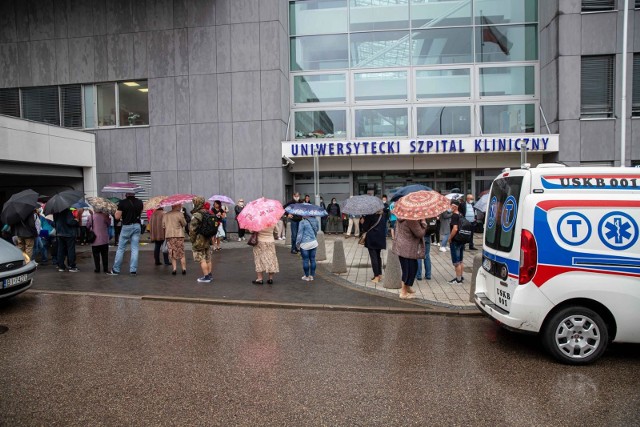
[44,190,85,215]
[1,189,40,226]
[390,184,433,202]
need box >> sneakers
[301,275,309,281]
[308,276,314,281]
[416,276,422,281]
[439,247,447,252]
[58,268,66,272]
[436,243,441,247]
[68,267,79,273]
[106,270,119,276]
[197,274,212,283]
[238,237,242,242]
[130,272,137,275]
[447,278,463,284]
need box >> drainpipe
[620,0,629,167]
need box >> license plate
[495,287,511,312]
[482,257,492,272]
[3,274,29,289]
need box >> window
[474,0,538,24]
[294,74,346,104]
[0,88,20,118]
[633,54,640,117]
[96,83,116,126]
[476,24,537,62]
[481,104,535,133]
[294,110,347,139]
[83,85,96,128]
[60,85,82,128]
[581,55,614,118]
[479,66,535,97]
[350,31,411,68]
[410,0,472,28]
[290,0,348,35]
[118,81,149,126]
[417,105,471,135]
[291,35,349,71]
[21,86,60,126]
[355,107,408,137]
[582,0,616,12]
[354,71,407,101]
[349,0,409,31]
[416,68,470,99]
[412,27,473,65]
[485,176,523,252]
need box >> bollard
[331,239,347,273]
[469,253,483,303]
[285,221,292,247]
[382,251,402,289]
[316,230,327,261]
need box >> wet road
[1,293,639,426]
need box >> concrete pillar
[316,230,327,261]
[285,221,291,247]
[383,251,402,289]
[469,253,483,303]
[331,239,347,273]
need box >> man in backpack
[447,199,465,284]
[416,216,437,281]
[189,196,213,283]
[108,192,143,275]
[459,193,477,250]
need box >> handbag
[86,230,97,243]
[247,231,259,246]
[161,240,168,253]
[358,214,382,246]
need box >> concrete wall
[0,0,290,204]
[540,1,640,166]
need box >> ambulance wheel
[542,306,609,365]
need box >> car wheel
[542,306,609,365]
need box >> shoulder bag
[247,231,259,246]
[358,215,382,246]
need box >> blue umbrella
[285,203,328,217]
[72,200,91,209]
[341,195,384,215]
[390,184,433,202]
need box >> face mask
[294,196,299,201]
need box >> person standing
[54,208,79,272]
[14,209,38,259]
[439,209,452,252]
[283,192,302,254]
[417,217,437,281]
[392,218,427,299]
[360,211,386,283]
[163,204,187,275]
[319,197,327,232]
[79,209,91,245]
[108,192,143,275]
[150,207,170,266]
[344,213,360,238]
[447,199,465,284]
[87,210,110,273]
[326,198,342,234]
[304,194,311,203]
[211,200,226,251]
[252,225,279,285]
[296,216,319,281]
[460,194,477,250]
[189,197,213,283]
[235,199,246,241]
[388,201,397,240]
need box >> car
[0,238,37,299]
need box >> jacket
[149,209,166,241]
[327,203,341,217]
[188,197,211,251]
[87,212,110,246]
[361,213,386,250]
[392,219,427,259]
[296,217,319,248]
[439,210,452,235]
[14,213,37,238]
[53,209,79,237]
[163,210,186,239]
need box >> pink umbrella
[101,182,144,194]
[237,197,285,232]
[208,194,235,205]
[157,194,197,208]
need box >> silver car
[0,238,37,299]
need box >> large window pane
[480,66,535,97]
[291,35,349,71]
[355,107,408,137]
[21,86,60,126]
[354,71,407,101]
[474,0,538,25]
[417,106,471,135]
[581,55,614,118]
[96,83,116,126]
[349,0,409,31]
[290,0,348,35]
[60,85,82,128]
[475,24,538,62]
[294,74,346,103]
[633,54,640,117]
[118,80,149,126]
[83,85,96,128]
[412,27,473,65]
[410,0,472,28]
[416,69,470,99]
[295,110,347,139]
[0,88,20,118]
[582,0,616,12]
[350,31,411,68]
[481,104,535,134]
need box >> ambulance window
[485,176,523,252]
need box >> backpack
[195,211,219,238]
[425,217,438,235]
[453,216,473,244]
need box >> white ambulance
[474,165,640,364]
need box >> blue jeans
[34,237,48,262]
[441,231,450,249]
[450,240,464,265]
[290,221,299,253]
[417,238,431,279]
[112,224,141,273]
[301,247,317,277]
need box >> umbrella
[101,182,144,194]
[341,195,384,216]
[474,193,490,213]
[157,194,197,208]
[445,192,464,200]
[143,195,169,211]
[208,195,235,205]
[390,184,433,202]
[1,189,40,225]
[86,196,118,215]
[285,203,328,217]
[107,197,121,203]
[72,200,91,209]
[237,198,285,232]
[44,190,85,215]
[392,190,451,220]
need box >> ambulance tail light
[519,229,537,285]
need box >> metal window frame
[476,62,539,100]
[352,67,409,104]
[414,103,474,137]
[292,107,350,140]
[290,71,349,107]
[352,105,411,139]
[478,101,540,135]
[414,64,473,102]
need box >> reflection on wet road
[1,293,639,426]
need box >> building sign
[282,135,559,158]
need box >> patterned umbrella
[157,194,197,208]
[208,195,235,205]
[1,189,40,225]
[143,195,169,211]
[392,190,451,220]
[101,182,144,194]
[445,192,464,201]
[237,197,285,232]
[44,190,85,215]
[341,195,384,216]
[285,203,328,217]
[86,196,118,215]
[390,184,433,202]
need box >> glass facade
[289,0,539,139]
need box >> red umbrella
[237,198,284,232]
[392,190,451,220]
[157,194,197,208]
